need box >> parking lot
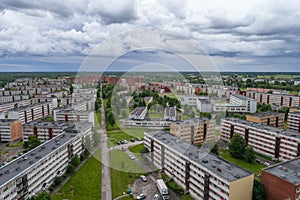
[131,173,181,200]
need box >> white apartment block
[221,118,300,161]
[0,123,92,200]
[197,98,212,113]
[170,118,216,145]
[0,100,32,114]
[0,119,22,142]
[0,95,30,104]
[23,121,74,142]
[287,112,300,132]
[129,107,147,120]
[54,110,95,127]
[7,102,53,124]
[180,96,198,106]
[245,91,300,107]
[207,85,238,98]
[122,119,171,127]
[214,94,257,113]
[144,131,254,200]
[33,97,58,108]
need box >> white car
[153,194,159,200]
[136,193,146,200]
[140,175,147,182]
[130,155,135,160]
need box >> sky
[0,0,300,72]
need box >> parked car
[130,155,135,160]
[136,137,142,141]
[121,147,126,151]
[153,194,159,200]
[117,141,121,145]
[124,140,128,144]
[136,193,146,200]
[140,175,147,182]
[264,162,271,167]
[121,140,125,144]
[130,138,135,142]
[255,159,263,164]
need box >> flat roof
[145,130,253,182]
[197,98,211,104]
[249,112,285,117]
[23,121,72,128]
[164,107,176,117]
[56,109,93,114]
[130,106,146,116]
[0,131,78,187]
[231,94,250,100]
[173,117,210,125]
[224,118,300,139]
[264,157,300,185]
[8,102,51,112]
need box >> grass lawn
[42,116,54,122]
[110,149,145,198]
[181,194,194,200]
[95,111,101,130]
[129,144,144,153]
[220,150,265,176]
[52,149,102,200]
[107,128,145,146]
[7,141,23,147]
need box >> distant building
[170,118,215,144]
[54,110,95,127]
[196,97,212,113]
[180,96,198,106]
[294,80,300,85]
[287,112,300,132]
[129,106,147,120]
[0,119,22,142]
[246,112,285,128]
[0,99,32,114]
[163,106,176,121]
[262,157,300,200]
[143,96,153,105]
[214,94,257,113]
[144,130,254,200]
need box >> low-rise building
[163,106,177,121]
[197,98,212,113]
[262,157,300,200]
[0,119,22,142]
[214,94,257,113]
[0,124,92,200]
[287,112,300,132]
[129,106,147,120]
[7,102,53,124]
[54,110,95,127]
[221,118,300,161]
[246,112,285,128]
[170,118,216,144]
[144,130,254,200]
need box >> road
[99,85,112,200]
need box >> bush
[229,134,246,159]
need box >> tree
[29,192,51,200]
[245,147,255,163]
[229,134,246,159]
[69,84,74,95]
[25,135,41,150]
[253,180,265,200]
[211,143,219,156]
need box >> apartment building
[33,97,58,108]
[197,98,212,113]
[54,110,95,127]
[144,130,254,200]
[262,157,300,200]
[245,91,300,107]
[129,106,147,120]
[170,118,216,145]
[0,119,22,142]
[180,96,198,106]
[207,85,238,98]
[0,95,30,104]
[287,112,300,132]
[23,121,74,142]
[246,112,285,128]
[0,100,32,114]
[0,112,4,119]
[7,102,53,124]
[163,106,177,121]
[221,118,300,161]
[0,124,92,200]
[214,94,257,113]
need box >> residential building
[246,112,285,128]
[245,91,300,107]
[144,96,153,105]
[54,110,95,127]
[287,112,300,132]
[163,106,177,121]
[214,94,257,113]
[207,85,238,98]
[262,157,300,200]
[180,96,198,106]
[23,121,74,142]
[129,107,147,120]
[197,98,212,113]
[0,124,92,200]
[7,102,53,124]
[0,119,22,142]
[0,100,32,114]
[221,118,300,161]
[144,130,254,200]
[122,119,171,127]
[170,118,216,144]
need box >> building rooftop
[145,130,253,182]
[130,106,146,116]
[8,102,51,112]
[56,109,93,114]
[249,112,285,117]
[264,157,300,185]
[0,131,79,187]
[197,98,211,104]
[231,94,250,100]
[224,118,300,139]
[173,118,210,125]
[23,121,72,128]
[0,99,31,106]
[0,119,20,123]
[164,107,176,117]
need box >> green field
[52,149,102,200]
[94,111,101,130]
[220,150,265,176]
[110,149,145,198]
[107,128,146,147]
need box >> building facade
[246,112,285,128]
[144,131,254,200]
[287,112,300,132]
[0,119,22,142]
[54,110,95,127]
[214,94,257,113]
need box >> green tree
[25,135,41,150]
[245,147,255,163]
[211,143,219,156]
[229,134,246,159]
[69,84,73,95]
[29,192,51,200]
[253,180,265,200]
